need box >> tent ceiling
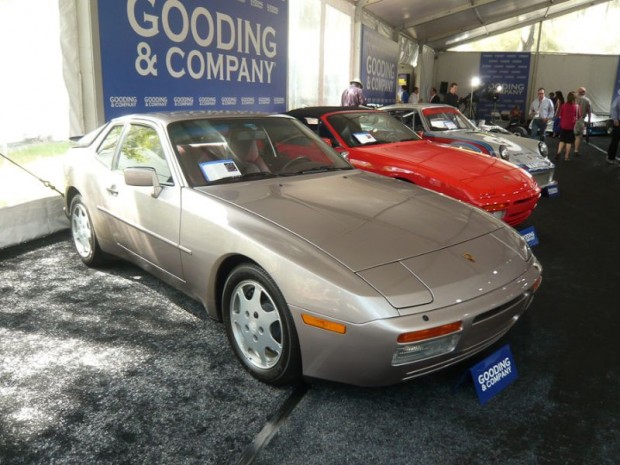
[355,0,613,51]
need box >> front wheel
[70,194,106,267]
[222,263,302,385]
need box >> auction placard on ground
[470,344,519,405]
[97,0,288,120]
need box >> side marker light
[302,314,347,334]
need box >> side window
[96,125,123,169]
[414,113,425,132]
[116,124,173,185]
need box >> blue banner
[470,344,519,405]
[360,26,399,106]
[97,0,288,120]
[477,53,531,121]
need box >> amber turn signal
[397,321,462,343]
[302,314,347,334]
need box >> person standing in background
[410,86,420,104]
[552,90,565,138]
[556,92,580,161]
[606,91,620,164]
[445,83,459,107]
[573,86,592,156]
[399,85,409,103]
[429,87,441,103]
[341,78,367,107]
[529,87,554,141]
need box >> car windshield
[326,112,420,147]
[168,117,352,186]
[422,109,477,132]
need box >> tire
[222,263,302,385]
[70,194,106,267]
[508,126,528,137]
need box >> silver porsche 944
[64,112,542,387]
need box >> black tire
[69,194,106,267]
[508,126,528,137]
[222,263,302,385]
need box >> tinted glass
[168,117,351,186]
[326,112,420,147]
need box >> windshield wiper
[205,172,277,185]
[280,165,353,176]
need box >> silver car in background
[383,103,557,193]
[64,112,542,387]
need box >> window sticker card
[199,159,241,181]
[353,132,377,144]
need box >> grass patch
[3,140,72,165]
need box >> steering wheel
[281,156,310,171]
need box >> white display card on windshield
[199,159,241,181]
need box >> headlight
[538,141,549,158]
[506,225,532,261]
[393,322,462,365]
[490,210,506,220]
[498,144,509,160]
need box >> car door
[103,122,184,283]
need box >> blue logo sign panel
[477,53,531,121]
[97,0,288,120]
[360,26,399,106]
[544,184,560,198]
[470,344,519,405]
[518,225,539,247]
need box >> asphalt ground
[1,135,619,465]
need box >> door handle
[106,185,119,196]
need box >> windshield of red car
[325,112,420,147]
[168,117,352,186]
[422,109,477,132]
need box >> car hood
[355,140,538,199]
[438,129,553,171]
[200,170,503,272]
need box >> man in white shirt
[410,86,420,104]
[529,87,554,141]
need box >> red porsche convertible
[287,107,541,227]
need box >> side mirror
[124,167,163,198]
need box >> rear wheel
[70,195,106,267]
[222,263,302,385]
[508,126,528,137]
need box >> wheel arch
[65,186,81,216]
[212,254,259,321]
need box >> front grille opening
[473,293,527,325]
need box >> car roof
[286,106,379,119]
[108,111,291,126]
[381,103,454,111]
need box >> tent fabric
[59,0,84,138]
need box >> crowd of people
[340,78,620,164]
[532,86,619,164]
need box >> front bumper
[291,260,542,387]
